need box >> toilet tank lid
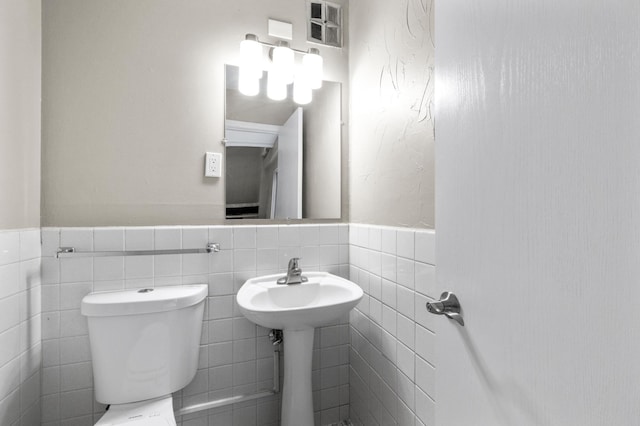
[81,284,207,317]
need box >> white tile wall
[40,224,350,426]
[0,224,433,426]
[348,224,436,426]
[0,229,42,426]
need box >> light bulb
[239,34,262,80]
[267,68,287,101]
[293,72,312,105]
[238,67,260,96]
[303,48,323,89]
[272,42,294,85]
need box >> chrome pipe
[273,348,281,393]
[174,391,276,417]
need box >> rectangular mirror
[225,64,341,220]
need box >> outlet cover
[205,152,222,178]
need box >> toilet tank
[81,285,207,405]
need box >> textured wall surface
[0,229,42,426]
[348,224,436,426]
[349,0,435,228]
[42,0,348,226]
[40,224,350,425]
[0,0,41,229]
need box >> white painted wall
[42,0,348,227]
[0,0,41,229]
[436,1,640,424]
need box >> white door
[275,107,303,219]
[435,1,640,425]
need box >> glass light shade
[267,69,287,101]
[293,72,312,105]
[272,44,295,85]
[240,36,262,80]
[238,68,260,96]
[303,51,323,89]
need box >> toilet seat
[95,395,176,426]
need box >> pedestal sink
[236,271,363,426]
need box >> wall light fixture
[238,33,323,105]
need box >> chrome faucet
[277,257,308,285]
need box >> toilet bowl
[81,285,207,426]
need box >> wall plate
[205,152,222,178]
[268,19,293,40]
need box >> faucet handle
[288,257,301,270]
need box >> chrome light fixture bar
[238,33,323,105]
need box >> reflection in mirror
[225,65,341,220]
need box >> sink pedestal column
[281,328,315,426]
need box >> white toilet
[81,284,208,426]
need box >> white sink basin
[236,271,363,330]
[237,271,363,425]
